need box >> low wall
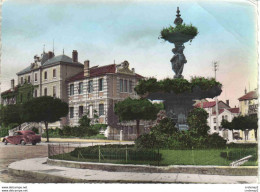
[47,158,257,176]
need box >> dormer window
[35,73,38,82]
[21,77,24,84]
[28,76,30,83]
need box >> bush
[31,127,39,134]
[135,133,157,148]
[205,133,226,148]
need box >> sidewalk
[8,158,258,184]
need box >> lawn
[49,145,258,166]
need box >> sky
[1,0,258,107]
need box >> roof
[1,86,18,95]
[227,108,240,113]
[17,66,32,76]
[42,55,82,66]
[195,101,216,108]
[212,108,239,115]
[67,64,143,82]
[238,90,258,101]
[17,54,83,76]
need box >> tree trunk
[136,119,140,138]
[19,124,21,130]
[254,129,257,141]
[44,121,49,142]
[231,129,234,140]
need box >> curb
[47,158,258,176]
[7,167,186,183]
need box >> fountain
[135,7,222,130]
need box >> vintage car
[2,130,41,145]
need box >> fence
[48,143,161,165]
[48,143,258,167]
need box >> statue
[171,44,187,79]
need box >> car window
[13,132,18,136]
[18,132,23,135]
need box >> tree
[0,104,23,128]
[222,115,258,140]
[114,98,161,137]
[21,96,68,142]
[187,108,210,137]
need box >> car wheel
[20,140,26,145]
[32,142,36,145]
[4,140,7,145]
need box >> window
[222,116,224,120]
[53,86,56,98]
[69,107,74,118]
[53,69,56,78]
[88,80,93,93]
[214,126,216,130]
[99,78,103,91]
[34,90,37,97]
[70,84,74,96]
[79,82,83,94]
[79,106,83,117]
[35,73,38,82]
[225,115,228,120]
[89,105,93,118]
[213,118,216,123]
[21,77,24,84]
[44,71,47,80]
[28,76,30,83]
[44,88,47,96]
[124,80,128,92]
[129,81,133,93]
[99,104,104,116]
[120,79,123,92]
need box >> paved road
[0,141,133,183]
[0,142,48,183]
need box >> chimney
[72,50,78,62]
[132,68,135,74]
[11,79,15,91]
[84,60,90,77]
[226,100,229,106]
[48,51,54,59]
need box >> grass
[50,146,258,166]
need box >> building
[238,89,258,141]
[195,100,240,142]
[2,50,84,128]
[67,60,144,140]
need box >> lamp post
[213,61,219,133]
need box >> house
[67,60,144,140]
[238,89,258,141]
[195,100,240,142]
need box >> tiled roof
[238,91,258,101]
[1,86,18,95]
[195,101,216,108]
[67,64,143,82]
[17,66,32,75]
[212,108,239,115]
[227,108,239,113]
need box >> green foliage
[160,23,198,40]
[187,108,210,137]
[115,98,160,121]
[151,118,178,136]
[205,133,227,148]
[134,77,222,96]
[31,127,39,134]
[21,96,68,142]
[42,128,60,138]
[135,133,158,148]
[0,104,24,126]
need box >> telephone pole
[213,61,219,133]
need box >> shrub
[160,24,198,40]
[135,133,157,148]
[31,127,39,134]
[205,133,226,148]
